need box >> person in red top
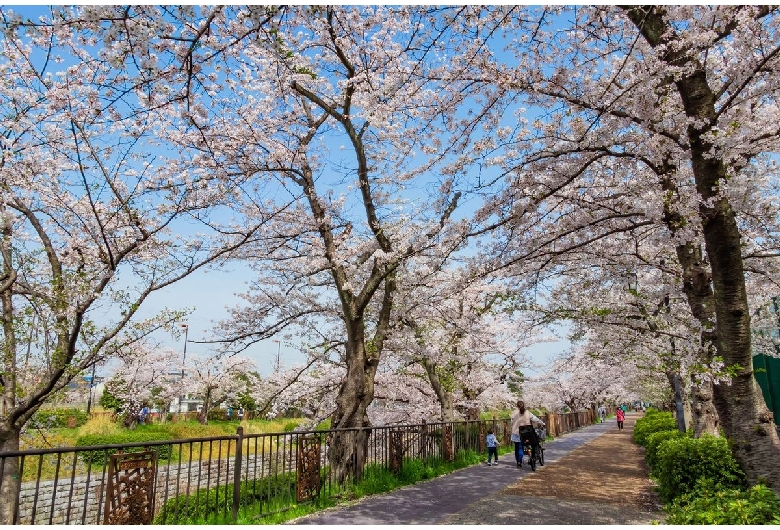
[616,406,625,430]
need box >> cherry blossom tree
[253,360,341,424]
[386,262,535,421]
[186,353,260,425]
[525,339,665,415]
[0,6,276,518]
[479,5,780,489]
[184,6,511,481]
[102,345,181,427]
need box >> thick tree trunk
[691,376,719,437]
[328,327,378,484]
[681,74,780,491]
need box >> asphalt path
[290,415,661,525]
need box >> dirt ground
[505,415,663,513]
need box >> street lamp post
[273,340,281,372]
[180,323,188,414]
[86,362,97,415]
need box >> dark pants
[617,420,624,430]
[487,446,498,462]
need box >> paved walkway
[292,412,665,525]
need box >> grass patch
[161,449,487,525]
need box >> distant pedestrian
[238,408,244,421]
[598,405,606,423]
[227,406,232,420]
[486,429,499,466]
[616,406,625,430]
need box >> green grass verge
[158,448,488,525]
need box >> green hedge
[30,408,89,429]
[153,472,297,524]
[654,434,746,503]
[76,432,173,466]
[633,410,678,447]
[666,482,780,525]
[644,428,688,473]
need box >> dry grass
[17,416,308,482]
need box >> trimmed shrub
[30,408,89,429]
[76,432,173,466]
[633,410,677,447]
[645,429,688,474]
[666,483,780,525]
[654,434,746,503]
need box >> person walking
[486,429,499,466]
[616,406,625,430]
[511,400,544,468]
[598,405,606,423]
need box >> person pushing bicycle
[511,400,544,468]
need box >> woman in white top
[510,400,544,467]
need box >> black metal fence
[0,411,595,525]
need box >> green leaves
[633,409,677,446]
[653,434,746,503]
[666,483,780,525]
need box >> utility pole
[273,340,281,372]
[180,323,188,414]
[86,362,97,415]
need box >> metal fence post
[421,420,428,462]
[232,426,244,522]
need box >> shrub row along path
[292,412,665,525]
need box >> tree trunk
[421,358,455,421]
[658,162,721,437]
[691,376,719,437]
[0,211,20,524]
[681,73,780,491]
[666,370,687,433]
[0,427,20,525]
[328,326,378,484]
[624,6,780,492]
[461,388,481,421]
[197,387,212,425]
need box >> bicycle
[519,424,543,471]
[534,425,546,467]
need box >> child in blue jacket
[486,429,499,465]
